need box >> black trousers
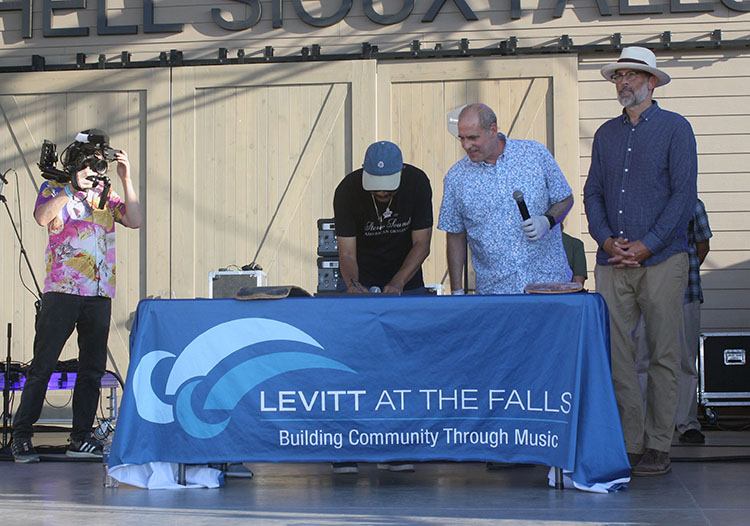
[13,292,111,441]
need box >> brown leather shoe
[631,448,671,476]
[627,452,643,468]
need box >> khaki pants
[596,253,688,453]
[634,300,702,434]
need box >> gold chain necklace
[371,193,394,223]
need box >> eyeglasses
[610,71,643,83]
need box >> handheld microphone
[512,190,530,221]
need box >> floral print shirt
[36,181,126,298]
[438,135,572,294]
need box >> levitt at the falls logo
[132,315,575,443]
[132,318,356,439]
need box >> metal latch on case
[724,349,746,366]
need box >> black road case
[699,332,750,422]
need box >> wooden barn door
[171,61,376,296]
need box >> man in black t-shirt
[334,140,433,294]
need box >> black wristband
[544,214,556,229]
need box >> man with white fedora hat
[599,46,671,88]
[584,47,697,476]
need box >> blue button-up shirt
[584,101,697,266]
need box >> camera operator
[11,134,141,463]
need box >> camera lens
[83,156,108,174]
[93,159,108,174]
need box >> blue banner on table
[111,294,630,490]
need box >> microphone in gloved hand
[521,216,552,241]
[512,190,530,221]
[514,190,555,241]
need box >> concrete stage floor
[1,429,749,526]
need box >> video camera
[38,129,118,208]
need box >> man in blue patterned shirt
[438,103,573,294]
[584,47,697,476]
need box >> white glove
[521,215,551,241]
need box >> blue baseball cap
[362,141,402,192]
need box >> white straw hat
[600,47,671,87]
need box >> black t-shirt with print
[334,164,433,290]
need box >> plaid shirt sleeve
[693,198,712,243]
[685,198,712,304]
